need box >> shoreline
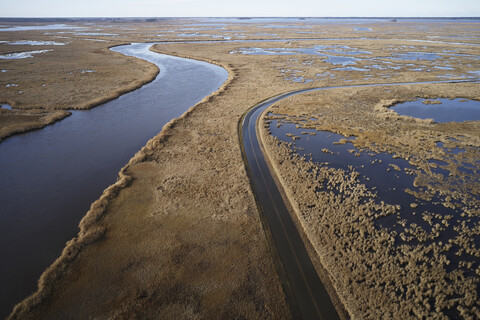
[0,43,159,143]
[0,109,70,142]
[5,19,478,318]
[257,106,349,319]
[258,82,480,318]
[8,47,235,319]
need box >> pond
[354,27,372,31]
[267,114,479,278]
[392,98,480,122]
[0,49,52,59]
[0,24,85,32]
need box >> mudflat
[3,18,479,319]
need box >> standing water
[0,43,228,318]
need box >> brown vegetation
[0,108,70,142]
[5,18,480,319]
[260,82,480,318]
[0,29,158,141]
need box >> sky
[1,0,479,18]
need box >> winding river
[0,43,228,318]
[1,37,478,318]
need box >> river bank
[5,19,480,318]
[0,34,158,142]
[8,40,301,319]
[2,43,231,318]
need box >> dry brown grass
[260,82,480,318]
[6,18,480,319]
[8,36,298,320]
[0,28,158,141]
[0,108,70,142]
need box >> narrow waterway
[0,43,228,318]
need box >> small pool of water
[392,98,480,123]
[255,33,278,36]
[1,104,12,110]
[285,76,313,83]
[0,40,65,46]
[389,52,442,61]
[322,54,360,66]
[354,27,372,31]
[0,50,51,59]
[433,66,454,70]
[333,66,369,71]
[0,24,84,32]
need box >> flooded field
[1,16,479,320]
[261,81,480,318]
[268,97,480,235]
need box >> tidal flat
[1,18,479,319]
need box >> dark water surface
[392,98,480,122]
[268,115,479,265]
[0,43,227,318]
[270,122,419,217]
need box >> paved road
[240,79,478,319]
[240,90,339,320]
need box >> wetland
[0,17,479,319]
[0,42,227,319]
[261,82,480,318]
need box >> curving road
[240,79,478,319]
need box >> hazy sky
[1,0,479,18]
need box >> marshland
[0,16,479,319]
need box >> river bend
[0,43,228,318]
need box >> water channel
[241,79,479,319]
[1,33,479,318]
[0,43,228,318]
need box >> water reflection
[0,50,52,59]
[392,98,480,122]
[0,43,227,318]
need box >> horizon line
[0,16,480,19]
